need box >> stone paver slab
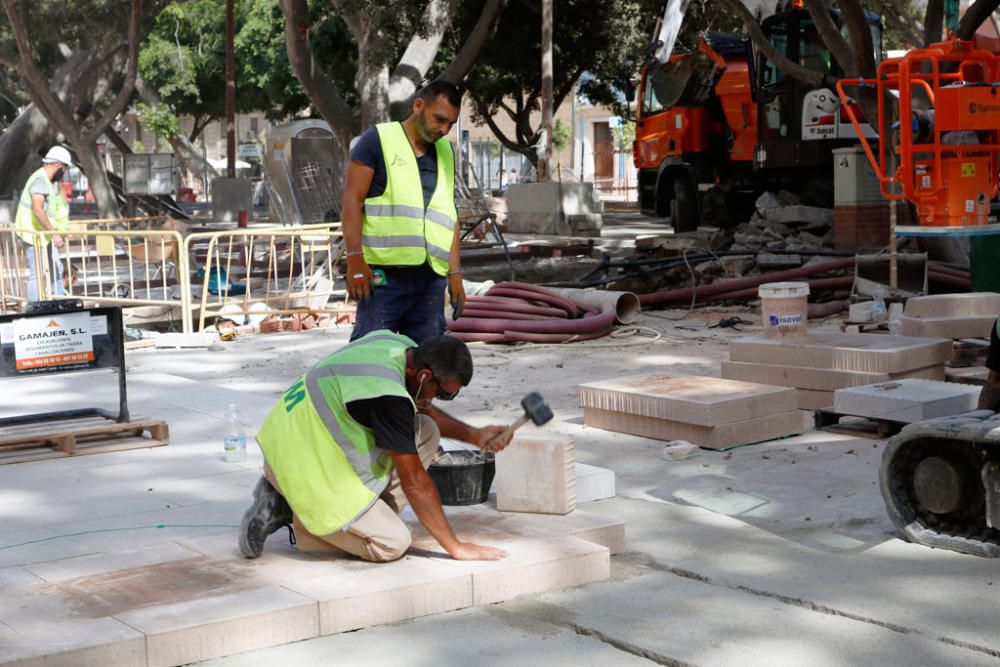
[729,332,953,373]
[283,555,472,635]
[0,616,146,667]
[579,374,797,426]
[114,586,318,667]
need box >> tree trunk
[135,78,219,185]
[0,51,95,196]
[924,0,944,45]
[168,134,220,183]
[76,143,117,217]
[278,0,356,154]
[957,0,1000,40]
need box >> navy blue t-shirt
[350,125,438,209]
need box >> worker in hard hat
[15,146,73,301]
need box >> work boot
[239,477,293,559]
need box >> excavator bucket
[648,51,725,108]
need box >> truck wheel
[701,187,731,228]
[670,176,699,233]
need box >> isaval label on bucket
[769,314,803,326]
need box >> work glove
[448,271,465,319]
[346,253,374,301]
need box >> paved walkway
[3,314,999,666]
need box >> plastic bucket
[758,281,810,337]
[427,451,496,505]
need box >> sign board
[0,311,109,373]
[123,153,177,195]
[0,308,120,377]
[238,143,263,160]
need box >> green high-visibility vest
[362,122,457,276]
[256,330,416,535]
[50,188,70,232]
[14,168,55,246]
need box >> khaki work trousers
[264,414,440,562]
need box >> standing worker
[15,146,72,301]
[238,330,512,562]
[341,81,465,344]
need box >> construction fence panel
[1,219,347,335]
[186,224,346,332]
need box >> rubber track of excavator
[881,410,1000,558]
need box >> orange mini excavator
[837,38,1000,230]
[838,39,1000,557]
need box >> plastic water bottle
[223,403,247,463]
[870,287,887,321]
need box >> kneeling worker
[239,331,511,562]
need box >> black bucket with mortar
[428,450,495,505]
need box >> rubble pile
[730,190,834,263]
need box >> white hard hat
[42,146,72,166]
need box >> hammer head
[521,392,553,426]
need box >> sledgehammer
[486,392,554,448]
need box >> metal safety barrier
[0,220,346,334]
[187,224,345,331]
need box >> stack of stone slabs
[721,332,953,410]
[579,374,803,450]
[897,292,1000,339]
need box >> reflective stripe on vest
[255,330,416,535]
[15,168,54,246]
[362,122,457,276]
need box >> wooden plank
[0,417,110,437]
[0,418,168,448]
[0,435,167,465]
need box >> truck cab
[634,9,881,230]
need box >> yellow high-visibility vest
[255,330,416,535]
[14,168,55,246]
[362,122,457,276]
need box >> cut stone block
[728,332,953,373]
[114,587,319,667]
[583,408,805,450]
[0,615,146,667]
[797,388,834,410]
[283,557,473,636]
[496,436,576,515]
[447,537,610,606]
[578,374,797,427]
[904,292,1000,318]
[575,463,615,503]
[720,360,945,392]
[406,506,626,555]
[897,314,994,340]
[833,379,981,423]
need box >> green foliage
[611,120,635,149]
[450,0,663,153]
[552,119,571,151]
[674,0,743,54]
[139,0,364,128]
[137,102,180,141]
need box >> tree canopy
[455,0,662,166]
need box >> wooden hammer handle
[487,413,530,446]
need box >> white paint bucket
[758,281,809,337]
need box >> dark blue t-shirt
[350,125,438,208]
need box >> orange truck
[634,9,880,231]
